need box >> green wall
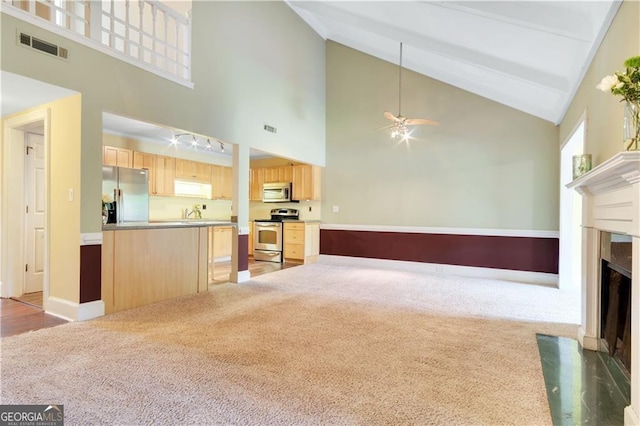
[560,0,639,162]
[323,41,559,230]
[0,1,326,233]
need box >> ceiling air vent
[18,32,68,60]
[264,124,277,134]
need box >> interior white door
[24,132,45,294]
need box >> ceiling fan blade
[375,123,396,131]
[405,118,440,126]
[384,111,401,122]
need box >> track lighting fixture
[169,133,228,155]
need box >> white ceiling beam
[427,1,594,42]
[289,1,572,92]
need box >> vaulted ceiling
[286,0,621,124]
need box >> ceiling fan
[382,42,439,141]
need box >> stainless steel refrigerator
[102,166,149,223]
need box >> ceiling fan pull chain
[398,42,403,117]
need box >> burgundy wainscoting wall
[320,229,559,274]
[238,234,249,271]
[80,244,102,303]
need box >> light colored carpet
[1,257,579,425]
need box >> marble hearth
[568,151,640,425]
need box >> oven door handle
[256,224,281,227]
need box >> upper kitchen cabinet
[133,151,156,195]
[250,168,265,201]
[155,155,175,197]
[211,165,232,200]
[175,159,211,183]
[263,165,293,183]
[292,165,321,201]
[103,145,133,168]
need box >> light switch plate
[332,205,339,213]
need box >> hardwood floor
[12,291,43,308]
[1,298,67,338]
[210,258,299,285]
[2,258,298,338]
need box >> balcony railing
[1,0,192,85]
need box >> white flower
[596,74,619,92]
[102,194,113,204]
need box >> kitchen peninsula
[102,220,233,314]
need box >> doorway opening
[559,116,585,294]
[2,110,49,312]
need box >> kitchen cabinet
[133,151,156,195]
[292,164,321,201]
[155,155,175,196]
[283,222,320,264]
[102,227,208,314]
[103,145,133,168]
[263,167,279,183]
[210,226,233,260]
[250,168,265,201]
[175,158,211,182]
[278,166,293,183]
[211,165,232,200]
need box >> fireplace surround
[567,151,640,425]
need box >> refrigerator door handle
[114,188,122,224]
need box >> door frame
[558,110,587,292]
[1,108,50,300]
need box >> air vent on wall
[18,32,68,59]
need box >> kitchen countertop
[103,220,234,231]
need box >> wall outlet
[332,205,339,213]
[308,206,312,212]
[202,204,206,210]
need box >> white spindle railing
[1,0,192,83]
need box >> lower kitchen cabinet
[209,226,233,261]
[102,227,208,314]
[248,221,254,256]
[283,222,320,264]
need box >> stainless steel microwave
[263,182,292,203]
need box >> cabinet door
[133,152,156,195]
[263,167,278,183]
[278,165,293,183]
[211,165,224,199]
[196,162,212,182]
[213,227,233,258]
[292,164,321,201]
[248,221,253,256]
[175,159,196,179]
[103,146,133,168]
[155,156,175,196]
[222,166,233,199]
[212,166,233,200]
[250,168,265,201]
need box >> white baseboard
[231,270,251,283]
[319,255,559,286]
[625,405,639,426]
[45,296,104,321]
[213,256,232,263]
[578,326,599,351]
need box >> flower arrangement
[102,194,113,205]
[597,56,640,150]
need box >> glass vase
[102,204,108,225]
[623,101,639,151]
[572,154,592,179]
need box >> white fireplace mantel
[568,151,640,195]
[568,151,640,426]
